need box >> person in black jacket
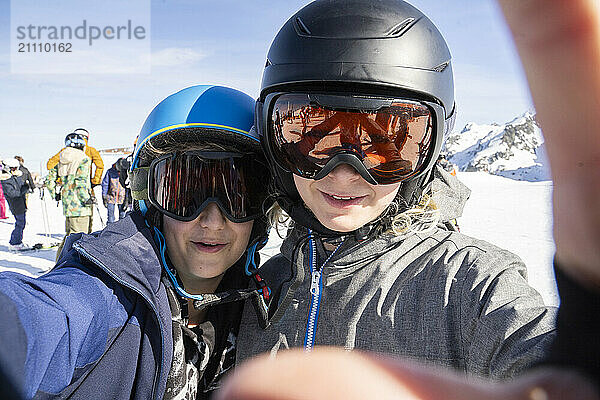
[115,156,132,214]
[14,156,34,194]
[0,158,29,250]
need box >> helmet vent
[265,58,271,67]
[385,17,417,37]
[294,17,312,36]
[433,61,450,72]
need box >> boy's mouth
[320,191,366,207]
[193,241,227,253]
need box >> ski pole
[38,162,52,238]
[94,203,105,227]
[40,188,51,238]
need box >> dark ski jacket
[0,212,172,399]
[19,165,35,192]
[0,172,28,215]
[101,166,125,204]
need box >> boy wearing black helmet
[236,0,555,380]
[223,0,600,399]
[0,85,273,399]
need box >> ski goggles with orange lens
[262,93,444,185]
[147,151,269,223]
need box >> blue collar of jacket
[60,211,163,300]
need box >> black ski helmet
[65,132,86,150]
[256,0,456,237]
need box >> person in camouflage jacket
[46,133,93,258]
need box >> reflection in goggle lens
[151,153,267,221]
[270,94,434,184]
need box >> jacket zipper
[304,235,320,352]
[73,242,165,400]
[303,233,345,352]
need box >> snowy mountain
[443,112,550,182]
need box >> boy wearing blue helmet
[0,85,273,399]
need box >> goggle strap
[245,238,272,301]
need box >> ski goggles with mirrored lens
[262,93,444,185]
[147,151,270,222]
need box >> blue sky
[0,0,532,170]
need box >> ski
[11,242,60,252]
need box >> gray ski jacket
[236,171,556,380]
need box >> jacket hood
[59,147,89,177]
[430,165,471,223]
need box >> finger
[497,0,600,289]
[373,357,599,400]
[216,348,599,400]
[215,348,502,400]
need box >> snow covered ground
[0,171,559,306]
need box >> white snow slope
[0,171,559,306]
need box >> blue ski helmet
[132,85,260,170]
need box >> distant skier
[0,160,7,220]
[14,156,34,193]
[45,132,94,259]
[47,127,104,233]
[101,160,126,223]
[0,157,30,251]
[114,156,132,214]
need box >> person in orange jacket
[47,128,104,232]
[47,128,104,185]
